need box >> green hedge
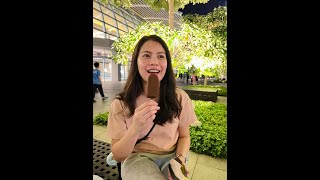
[93,112,109,126]
[190,100,227,158]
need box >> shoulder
[175,88,191,104]
[110,99,126,115]
[175,87,188,97]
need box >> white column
[111,60,118,82]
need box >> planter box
[181,87,218,102]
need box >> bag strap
[135,122,156,145]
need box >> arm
[97,70,103,85]
[110,128,139,162]
[175,125,191,164]
[174,90,197,169]
[98,76,103,85]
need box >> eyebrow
[140,51,165,54]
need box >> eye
[142,54,150,58]
[159,54,165,59]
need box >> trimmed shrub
[93,112,109,126]
[190,100,227,158]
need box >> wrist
[176,154,187,164]
[127,125,140,138]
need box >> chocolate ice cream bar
[146,74,160,98]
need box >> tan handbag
[168,157,189,180]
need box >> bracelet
[176,154,187,163]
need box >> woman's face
[137,40,168,83]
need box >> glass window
[118,30,127,37]
[101,6,114,18]
[103,14,117,27]
[128,27,134,32]
[120,63,130,81]
[123,13,132,22]
[92,59,112,82]
[102,59,112,81]
[112,6,123,16]
[93,0,100,10]
[106,3,112,9]
[93,19,104,31]
[93,28,106,38]
[117,22,128,32]
[93,9,103,21]
[134,19,142,26]
[131,16,137,22]
[115,14,126,24]
[126,21,134,29]
[105,24,118,36]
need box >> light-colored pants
[121,151,176,180]
[93,175,103,180]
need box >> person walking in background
[93,62,108,102]
[186,73,189,84]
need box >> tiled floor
[93,79,227,180]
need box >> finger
[143,110,158,120]
[137,104,160,117]
[145,114,156,122]
[141,106,160,116]
[135,100,158,112]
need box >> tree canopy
[182,6,227,40]
[182,6,227,79]
[110,20,226,80]
[101,1,227,83]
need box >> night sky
[179,0,227,15]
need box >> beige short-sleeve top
[106,88,197,154]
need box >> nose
[149,57,159,65]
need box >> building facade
[93,0,145,82]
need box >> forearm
[176,135,191,162]
[111,127,139,162]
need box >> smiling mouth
[147,70,160,74]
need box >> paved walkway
[93,78,227,180]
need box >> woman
[107,35,197,179]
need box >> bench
[181,87,218,102]
[93,138,120,180]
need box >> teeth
[148,70,160,73]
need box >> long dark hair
[116,35,181,125]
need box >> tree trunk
[168,0,174,57]
[192,74,196,85]
[204,76,208,86]
[169,0,174,30]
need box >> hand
[180,162,189,178]
[130,100,160,134]
[177,156,189,177]
[170,158,189,179]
